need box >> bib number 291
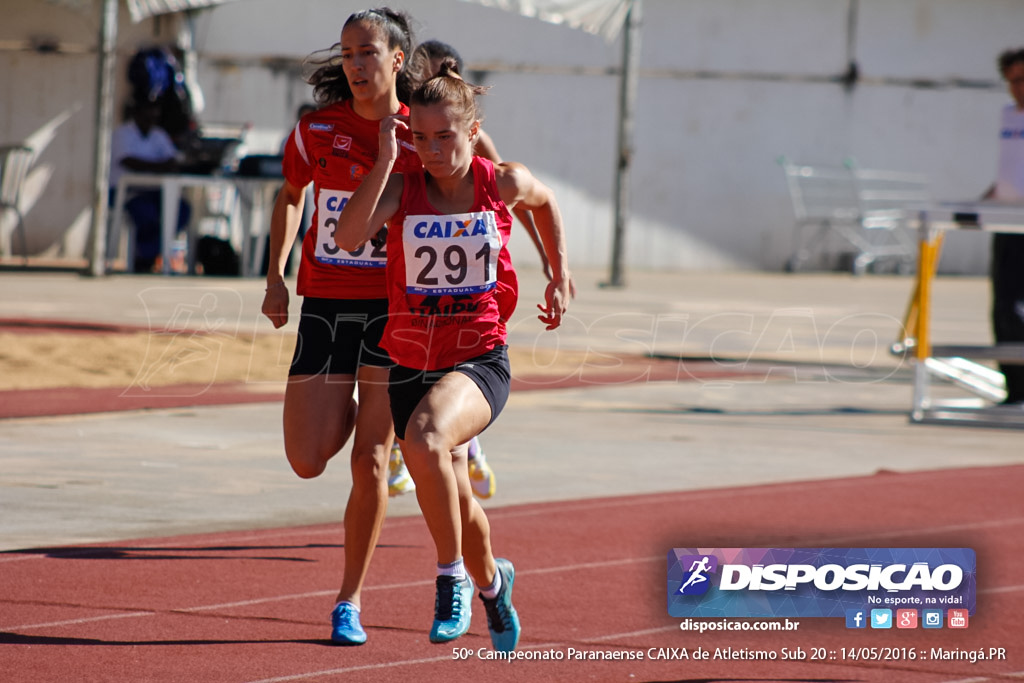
[414,242,491,287]
[404,211,500,295]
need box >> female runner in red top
[385,39,578,503]
[260,7,419,646]
[335,60,572,652]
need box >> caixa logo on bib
[667,548,976,618]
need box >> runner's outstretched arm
[261,179,307,328]
[496,162,571,330]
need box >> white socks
[438,557,503,597]
[480,568,502,599]
[437,558,467,580]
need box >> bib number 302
[314,188,387,268]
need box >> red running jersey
[383,156,518,370]
[282,99,420,299]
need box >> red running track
[2,465,1022,682]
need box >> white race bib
[315,189,387,267]
[403,211,500,295]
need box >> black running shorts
[288,297,392,376]
[388,345,511,440]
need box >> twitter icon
[870,609,892,629]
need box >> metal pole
[86,0,119,276]
[842,0,860,90]
[606,0,641,288]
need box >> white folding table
[109,172,280,276]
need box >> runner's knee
[286,447,330,479]
[400,430,451,473]
[350,444,387,486]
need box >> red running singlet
[382,156,518,370]
[282,99,420,299]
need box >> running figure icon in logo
[677,555,718,596]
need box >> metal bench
[0,144,34,263]
[779,158,930,275]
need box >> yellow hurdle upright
[897,230,944,360]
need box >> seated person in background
[110,99,192,273]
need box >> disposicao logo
[667,548,976,619]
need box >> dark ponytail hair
[410,57,489,129]
[408,39,464,89]
[304,7,416,105]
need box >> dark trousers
[123,190,192,272]
[990,233,1024,403]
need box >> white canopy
[459,0,630,41]
[125,0,235,22]
[46,0,237,23]
[120,0,630,35]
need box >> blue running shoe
[480,558,521,652]
[330,602,367,645]
[429,575,473,643]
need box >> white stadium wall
[0,1,179,260]
[3,0,1022,274]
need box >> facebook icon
[845,609,867,629]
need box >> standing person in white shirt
[986,48,1024,404]
[110,99,191,273]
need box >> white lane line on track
[0,515,423,565]
[487,469,1024,521]
[15,576,1021,634]
[119,490,1024,552]
[0,521,426,565]
[0,557,655,634]
[583,625,678,641]
[4,558,661,630]
[518,556,654,575]
[247,641,1024,683]
[804,517,1024,546]
[167,552,1024,617]
[177,590,335,612]
[245,655,453,683]
[7,548,1024,631]
[178,578,445,613]
[2,467,1019,565]
[10,612,152,630]
[254,616,1024,683]
[243,631,681,683]
[0,524,417,565]
[6,496,1024,630]
[8,576,1023,683]
[487,479,898,521]
[980,584,1024,595]
[2,466,999,565]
